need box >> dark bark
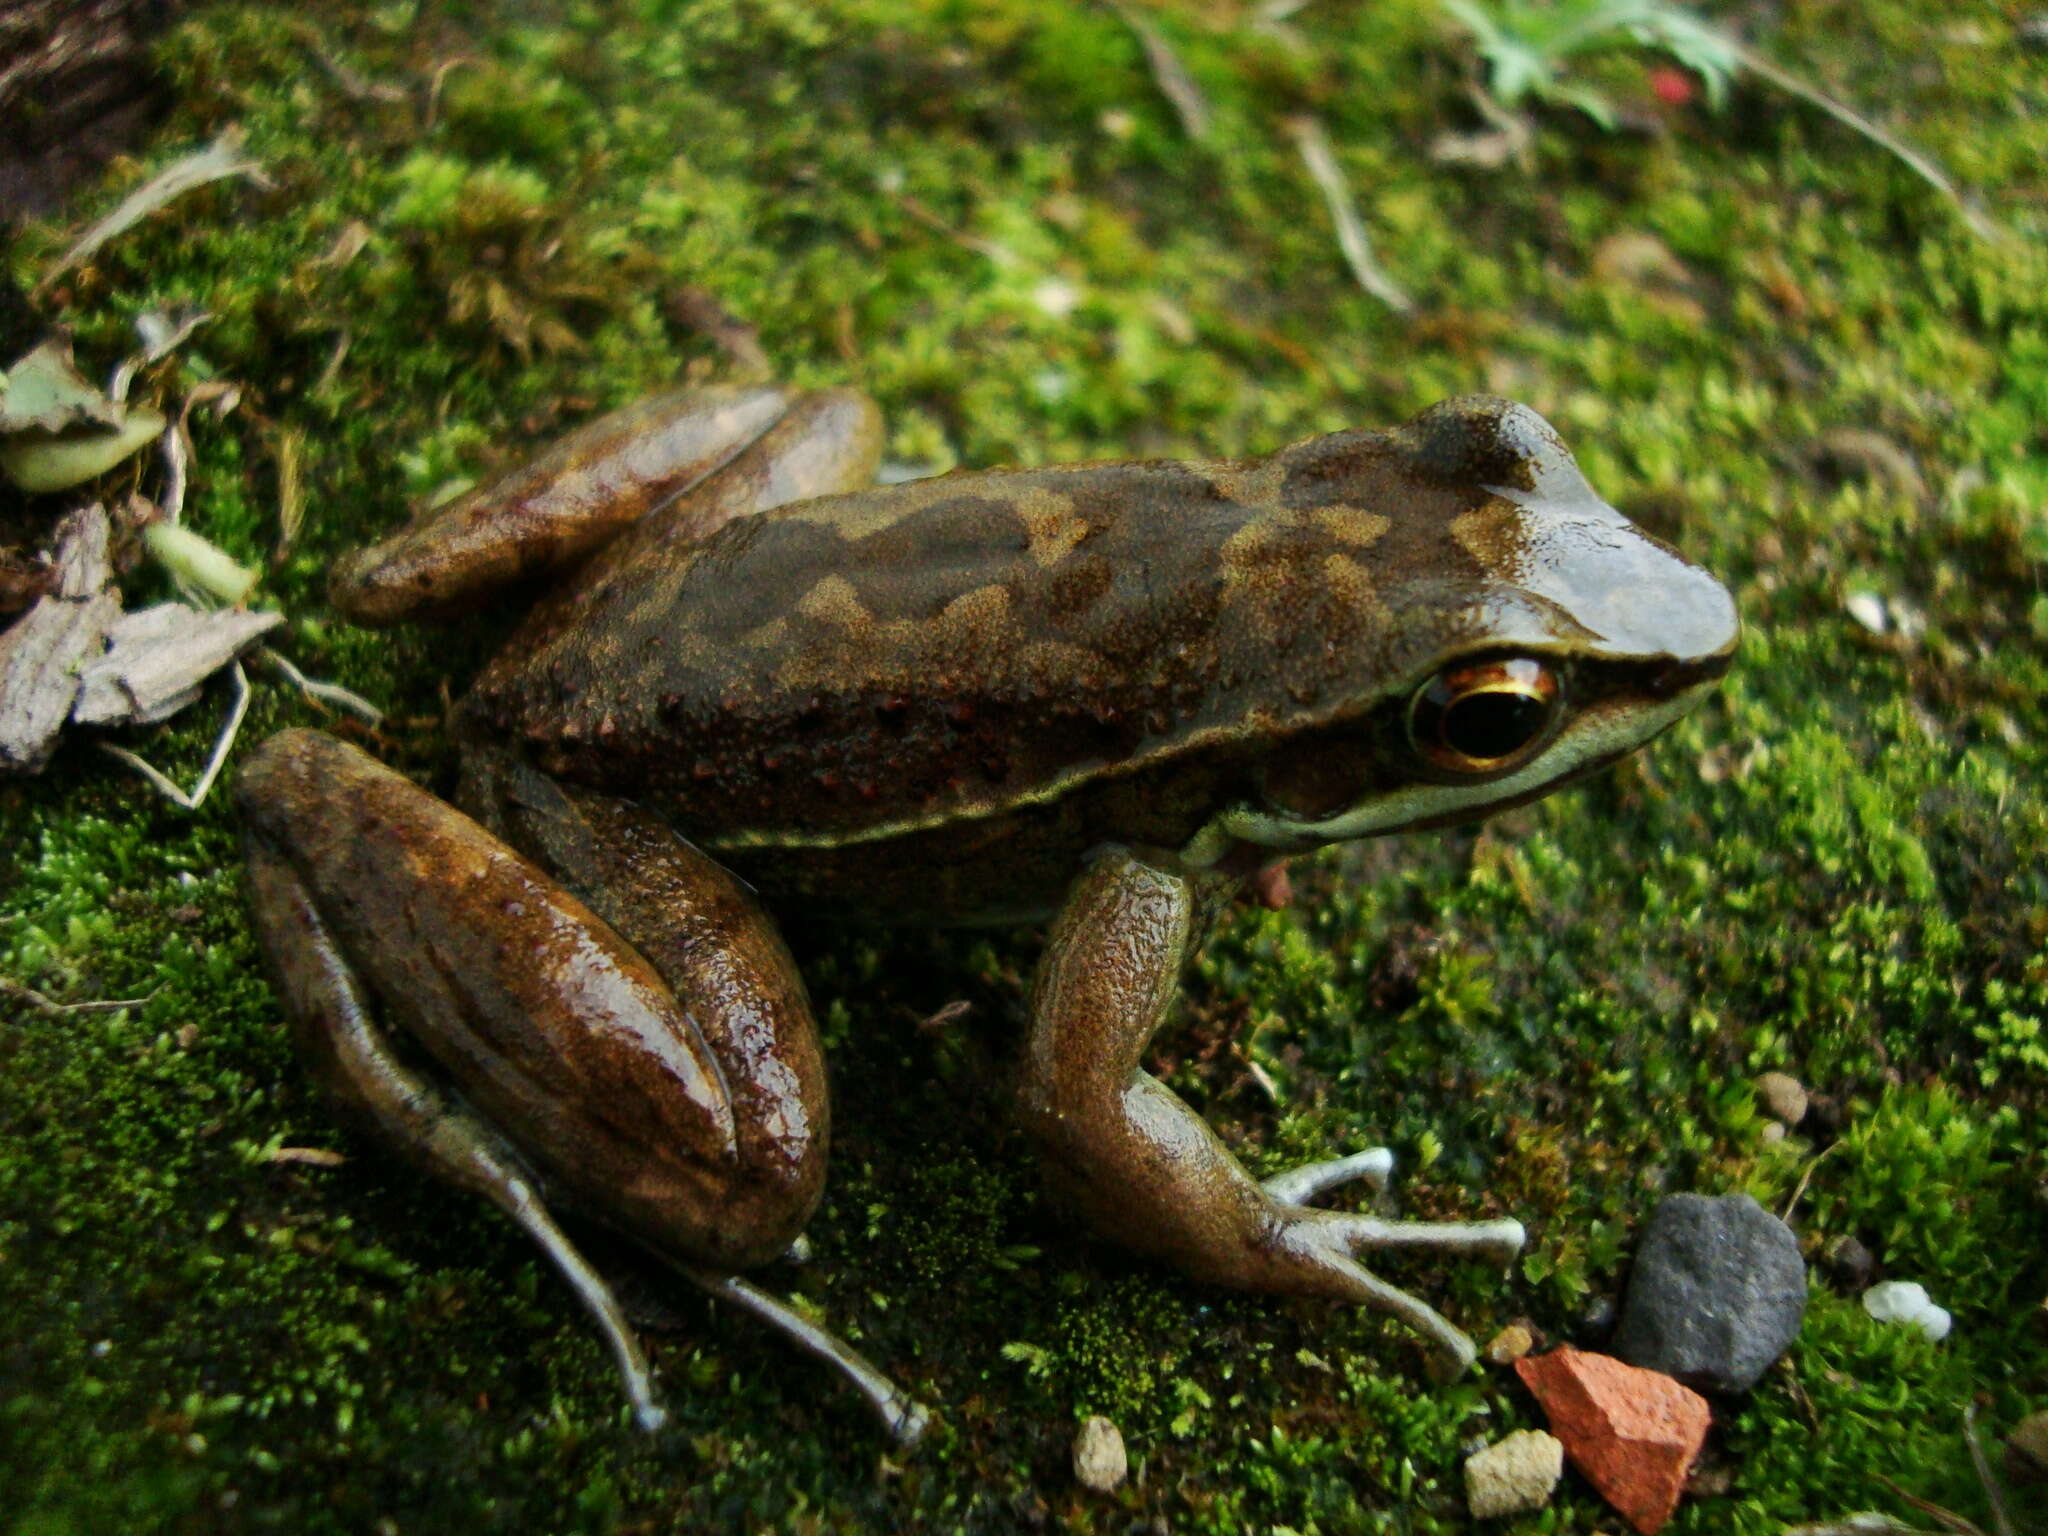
[1,0,186,221]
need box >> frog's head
[1221,396,1740,854]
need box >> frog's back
[463,399,1674,850]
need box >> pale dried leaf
[273,428,308,559]
[0,402,166,493]
[268,1145,349,1168]
[108,307,216,404]
[316,220,375,268]
[0,506,120,773]
[73,604,284,727]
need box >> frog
[235,383,1738,1444]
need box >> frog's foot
[1261,1148,1523,1366]
[1260,1146,1394,1205]
[1265,1203,1527,1371]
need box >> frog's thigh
[460,743,830,1270]
[1017,849,1523,1371]
[237,729,822,1273]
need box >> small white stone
[1862,1279,1953,1340]
[1845,591,1888,633]
[1465,1428,1564,1519]
[1032,278,1082,319]
[1072,1414,1127,1493]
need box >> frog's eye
[1409,657,1561,774]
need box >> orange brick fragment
[1514,1346,1710,1534]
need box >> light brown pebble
[1072,1414,1127,1493]
[1485,1324,1536,1365]
[1466,1429,1564,1519]
[1755,1071,1808,1127]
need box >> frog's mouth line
[1211,667,1726,854]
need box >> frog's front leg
[237,729,927,1440]
[1017,849,1524,1372]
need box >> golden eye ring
[1408,657,1562,774]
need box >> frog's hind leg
[1017,849,1525,1374]
[242,827,671,1430]
[237,729,926,1442]
[462,740,931,1442]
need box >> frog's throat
[1191,680,1714,859]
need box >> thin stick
[256,648,385,724]
[1732,43,1999,242]
[1963,1402,2014,1536]
[1,979,160,1014]
[1284,115,1415,315]
[37,129,273,297]
[1113,3,1212,142]
[99,660,250,810]
[1782,1141,1840,1223]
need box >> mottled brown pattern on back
[465,402,1593,846]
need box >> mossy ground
[3,2,2045,1531]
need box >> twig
[37,128,274,297]
[892,193,1018,267]
[1782,1140,1840,1222]
[98,659,250,810]
[1112,3,1212,141]
[1,978,161,1015]
[296,32,408,105]
[313,328,354,396]
[107,308,214,404]
[255,647,385,725]
[423,57,478,129]
[1284,115,1415,315]
[1963,1402,2014,1536]
[1874,1476,1990,1536]
[1731,42,1999,242]
[159,415,191,526]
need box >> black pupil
[1441,691,1547,760]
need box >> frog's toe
[1260,1146,1394,1205]
[1311,1209,1527,1267]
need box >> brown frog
[236,385,1738,1441]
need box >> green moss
[4,1,2045,1531]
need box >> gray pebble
[1614,1193,1807,1394]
